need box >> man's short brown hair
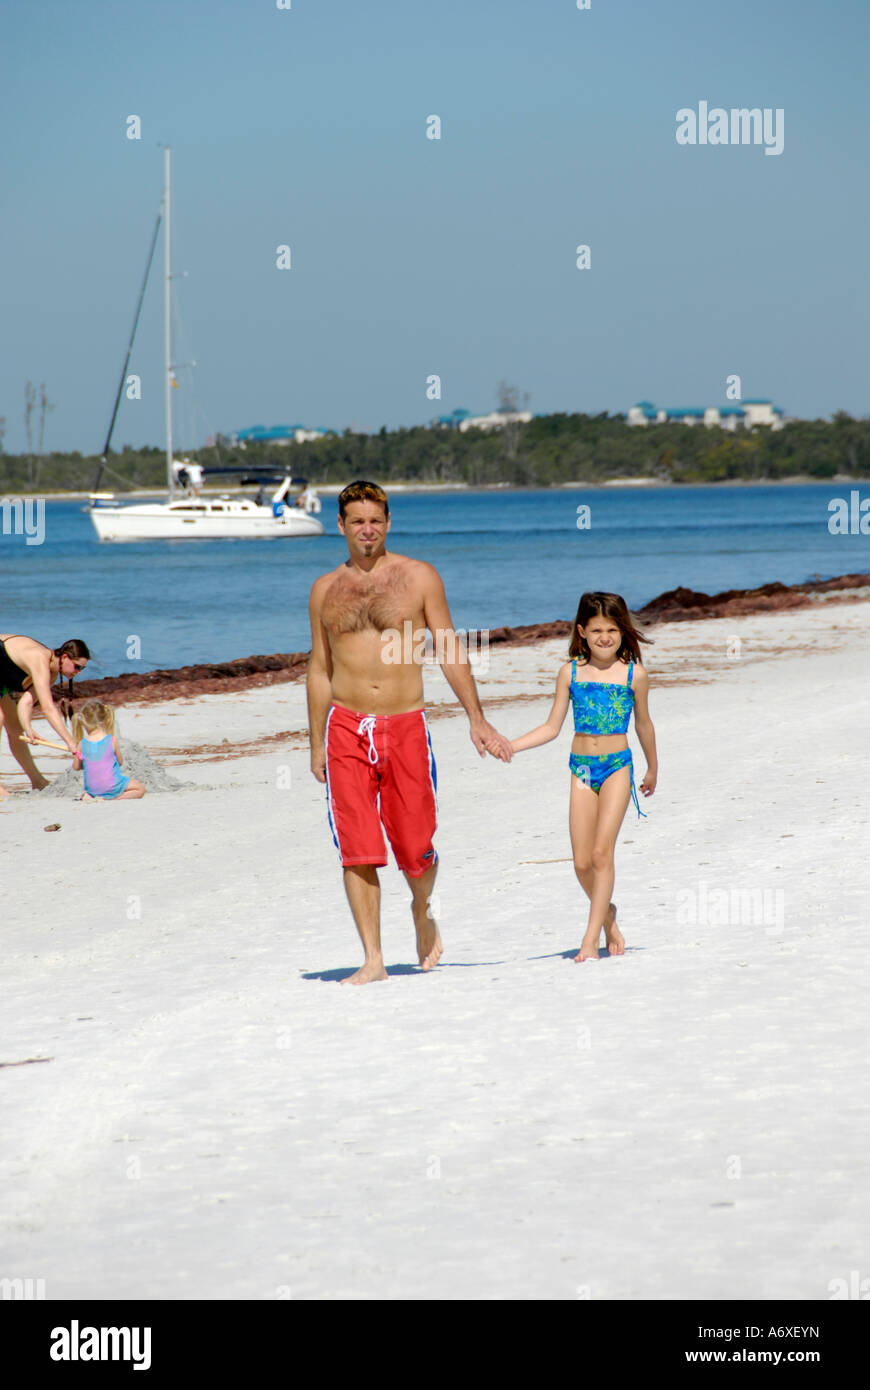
[338,480,390,519]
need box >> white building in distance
[232,425,331,448]
[627,400,784,430]
[457,410,533,433]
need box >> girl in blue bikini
[510,592,657,962]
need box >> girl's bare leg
[573,769,630,962]
[569,781,617,929]
[569,776,604,958]
[117,779,146,800]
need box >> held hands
[470,719,513,763]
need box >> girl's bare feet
[604,902,625,955]
[574,930,602,962]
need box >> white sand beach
[2,600,868,1300]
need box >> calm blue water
[1,485,866,677]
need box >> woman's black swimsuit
[0,638,30,697]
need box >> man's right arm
[306,579,333,783]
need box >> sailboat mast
[164,145,174,495]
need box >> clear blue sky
[2,0,867,454]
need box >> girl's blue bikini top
[570,658,635,734]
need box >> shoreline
[13,474,869,500]
[55,570,870,708]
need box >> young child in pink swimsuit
[72,700,146,800]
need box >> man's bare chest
[322,568,422,636]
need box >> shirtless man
[307,480,512,985]
[0,635,89,795]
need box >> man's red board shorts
[324,702,438,877]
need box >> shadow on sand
[302,959,509,982]
[529,947,646,962]
[303,950,646,980]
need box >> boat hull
[89,502,325,541]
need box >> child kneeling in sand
[72,700,146,801]
[510,592,657,961]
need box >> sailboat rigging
[89,147,324,541]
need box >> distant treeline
[2,411,869,493]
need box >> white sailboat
[89,148,325,541]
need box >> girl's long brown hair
[569,591,652,663]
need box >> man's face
[338,500,390,558]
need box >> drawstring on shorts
[357,715,379,764]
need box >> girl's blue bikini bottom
[569,748,646,820]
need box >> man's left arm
[421,565,512,761]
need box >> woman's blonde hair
[72,700,116,743]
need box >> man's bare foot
[413,899,443,971]
[574,930,602,963]
[604,903,625,955]
[341,957,388,986]
[29,777,49,791]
